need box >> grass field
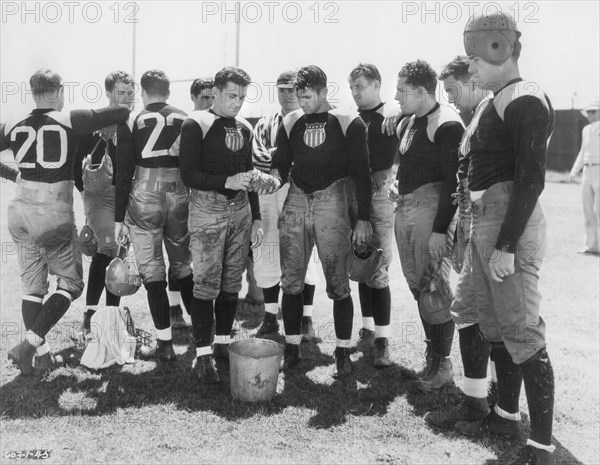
[0,174,598,464]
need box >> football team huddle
[0,12,557,465]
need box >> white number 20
[11,125,68,169]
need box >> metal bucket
[229,338,284,402]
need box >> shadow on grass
[0,300,584,465]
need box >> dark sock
[429,319,455,357]
[358,282,372,318]
[167,266,179,292]
[302,283,315,306]
[371,286,391,326]
[419,312,433,343]
[87,253,112,307]
[459,324,490,379]
[145,281,170,331]
[22,295,43,330]
[282,293,303,335]
[333,295,354,340]
[263,283,280,304]
[190,297,214,347]
[521,348,554,445]
[492,342,523,414]
[105,290,121,307]
[215,292,238,337]
[30,292,72,339]
[176,274,194,315]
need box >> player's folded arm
[347,117,372,221]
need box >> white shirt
[571,121,600,175]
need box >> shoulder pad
[282,109,304,138]
[396,115,414,140]
[329,107,361,136]
[186,110,217,139]
[235,115,253,133]
[426,105,464,142]
[2,112,31,136]
[47,111,73,129]
[493,81,550,121]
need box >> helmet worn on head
[418,271,453,324]
[105,242,142,297]
[464,12,520,65]
[346,244,384,283]
[79,223,98,257]
[82,152,113,193]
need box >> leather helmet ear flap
[346,243,384,283]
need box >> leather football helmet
[82,152,113,193]
[464,11,520,65]
[105,241,142,297]
[418,270,453,325]
[346,244,384,283]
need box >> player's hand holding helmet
[418,267,453,324]
[346,242,384,283]
[105,238,142,297]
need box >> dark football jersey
[271,107,372,221]
[396,103,464,234]
[179,109,260,221]
[0,106,129,184]
[465,78,554,252]
[115,102,188,222]
[358,103,398,173]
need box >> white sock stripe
[302,305,313,317]
[374,325,391,339]
[463,377,488,398]
[23,295,43,303]
[25,330,43,348]
[336,339,351,348]
[264,303,279,315]
[196,346,212,357]
[494,404,521,421]
[285,335,302,345]
[86,305,99,311]
[56,290,73,302]
[214,335,231,345]
[156,327,172,341]
[362,317,375,330]
[490,361,497,382]
[526,439,556,453]
[456,322,477,330]
[36,344,50,356]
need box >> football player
[179,66,263,384]
[252,70,319,342]
[190,78,215,111]
[347,64,398,367]
[390,60,464,391]
[2,68,129,376]
[453,13,557,465]
[115,69,194,362]
[75,71,135,336]
[270,65,372,378]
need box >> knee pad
[520,347,548,366]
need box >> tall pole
[132,21,137,80]
[235,2,240,67]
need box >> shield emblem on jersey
[304,122,327,148]
[225,126,244,152]
[399,129,417,155]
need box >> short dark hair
[140,69,170,97]
[29,68,62,95]
[349,63,382,84]
[105,71,134,92]
[190,78,214,96]
[214,67,251,91]
[439,56,471,82]
[398,60,437,94]
[295,65,327,92]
